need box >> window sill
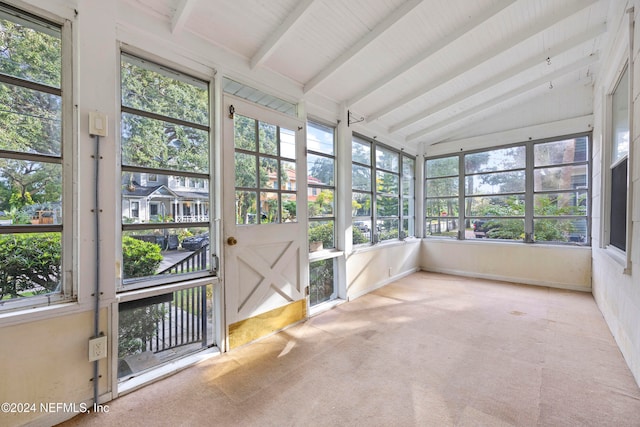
[309,249,344,262]
[351,237,420,254]
[117,346,220,397]
[117,276,219,303]
[603,245,632,274]
[309,298,345,317]
[0,299,82,328]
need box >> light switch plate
[89,111,108,137]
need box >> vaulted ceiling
[120,0,612,152]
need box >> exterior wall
[420,240,592,291]
[591,0,640,386]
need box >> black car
[181,233,209,251]
[472,220,489,238]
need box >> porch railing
[149,285,208,354]
[158,244,209,275]
[175,215,209,223]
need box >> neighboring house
[122,173,209,223]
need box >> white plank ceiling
[121,0,612,152]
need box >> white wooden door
[222,97,307,345]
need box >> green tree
[233,114,289,223]
[0,19,63,207]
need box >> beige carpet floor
[61,272,640,426]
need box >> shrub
[352,226,368,244]
[0,233,61,299]
[309,222,334,248]
[122,236,163,278]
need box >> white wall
[591,0,640,387]
[421,240,592,292]
[346,240,421,300]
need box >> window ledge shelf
[309,249,344,262]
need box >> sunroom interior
[0,0,639,425]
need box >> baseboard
[420,267,592,292]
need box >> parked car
[472,220,489,238]
[354,222,370,233]
[181,233,209,251]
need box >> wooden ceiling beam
[170,0,196,34]
[389,23,607,133]
[250,0,315,69]
[406,53,599,143]
[366,0,599,122]
[346,0,516,107]
[303,0,424,93]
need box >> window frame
[307,120,337,253]
[424,133,592,246]
[118,51,214,291]
[351,134,415,246]
[603,59,633,271]
[0,4,74,312]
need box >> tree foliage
[122,236,163,279]
[0,19,63,212]
[0,233,61,300]
[120,58,209,173]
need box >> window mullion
[458,154,465,240]
[525,142,534,242]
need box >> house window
[352,135,414,244]
[307,121,336,251]
[352,136,373,244]
[609,65,629,252]
[402,155,416,237]
[131,201,139,218]
[465,145,526,241]
[120,53,212,288]
[0,5,70,307]
[425,156,459,237]
[533,136,589,244]
[425,134,591,245]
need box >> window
[120,53,212,288]
[402,155,416,238]
[233,114,297,224]
[425,134,591,245]
[0,5,69,307]
[425,156,459,237]
[307,121,335,251]
[465,146,526,241]
[533,137,589,244]
[352,137,373,244]
[609,65,629,252]
[352,135,415,245]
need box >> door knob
[227,236,238,246]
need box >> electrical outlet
[89,336,107,362]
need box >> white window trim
[0,5,75,313]
[601,11,634,274]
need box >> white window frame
[0,4,74,312]
[118,51,215,291]
[603,59,633,273]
